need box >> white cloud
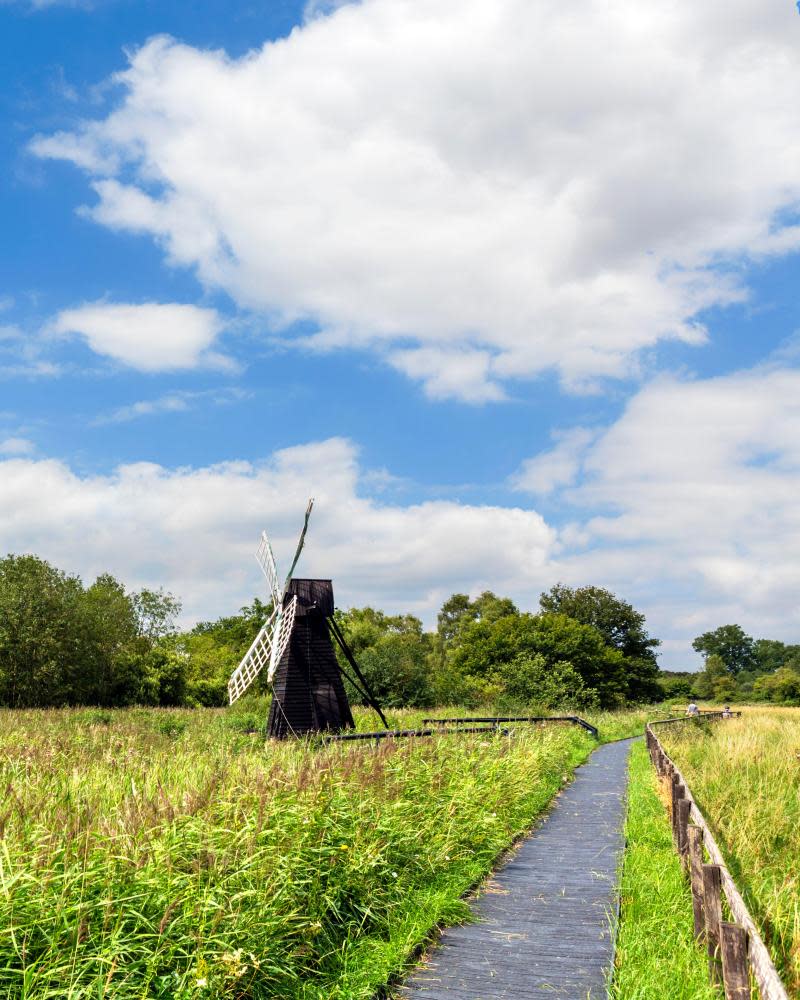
[515,362,800,665]
[31,1,800,400]
[1,0,99,9]
[0,437,35,456]
[94,386,249,424]
[52,302,231,372]
[512,428,596,496]
[0,438,555,626]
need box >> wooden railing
[422,715,600,738]
[645,722,788,1000]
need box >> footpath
[396,739,634,999]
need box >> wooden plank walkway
[396,739,634,1000]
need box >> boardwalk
[397,739,633,1000]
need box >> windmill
[228,499,387,738]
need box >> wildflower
[195,978,208,988]
[392,871,398,878]
[339,843,349,851]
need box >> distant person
[722,705,733,718]
[686,702,700,717]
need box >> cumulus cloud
[515,362,800,662]
[0,438,555,625]
[31,0,800,400]
[52,302,232,372]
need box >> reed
[0,705,592,999]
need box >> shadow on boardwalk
[395,739,634,1000]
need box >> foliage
[539,583,660,662]
[691,624,755,675]
[497,653,599,710]
[436,591,518,644]
[353,631,436,707]
[132,587,182,641]
[0,554,182,708]
[0,550,663,711]
[185,599,270,705]
[539,584,662,702]
[752,666,800,705]
[662,711,800,993]
[447,611,630,708]
[658,671,695,699]
[335,607,437,707]
[0,705,592,999]
[690,653,729,700]
[612,741,721,1000]
[753,638,798,674]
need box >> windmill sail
[282,498,314,596]
[267,593,297,682]
[255,532,281,606]
[228,595,298,704]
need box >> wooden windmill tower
[228,500,387,738]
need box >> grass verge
[0,707,592,999]
[611,740,721,1000]
[660,710,800,993]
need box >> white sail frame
[267,593,297,683]
[227,595,299,704]
[255,531,281,607]
[227,498,314,705]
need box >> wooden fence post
[677,798,691,864]
[687,825,705,939]
[703,863,723,985]
[720,922,750,999]
[670,773,684,846]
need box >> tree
[448,611,629,708]
[539,584,660,661]
[539,584,661,701]
[692,625,755,675]
[437,591,518,646]
[498,653,598,710]
[657,671,694,700]
[131,588,181,642]
[0,554,85,707]
[78,573,141,704]
[753,667,800,705]
[691,653,728,699]
[753,639,786,675]
[186,598,270,702]
[351,631,436,707]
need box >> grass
[382,704,659,744]
[611,741,721,1000]
[0,704,596,999]
[659,709,800,994]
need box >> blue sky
[3,0,800,669]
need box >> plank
[396,739,633,999]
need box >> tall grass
[0,705,593,999]
[612,741,721,1000]
[385,704,659,743]
[660,709,800,994]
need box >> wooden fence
[645,721,788,1000]
[422,715,600,738]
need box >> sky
[2,0,800,670]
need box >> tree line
[0,553,664,709]
[659,623,800,705]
